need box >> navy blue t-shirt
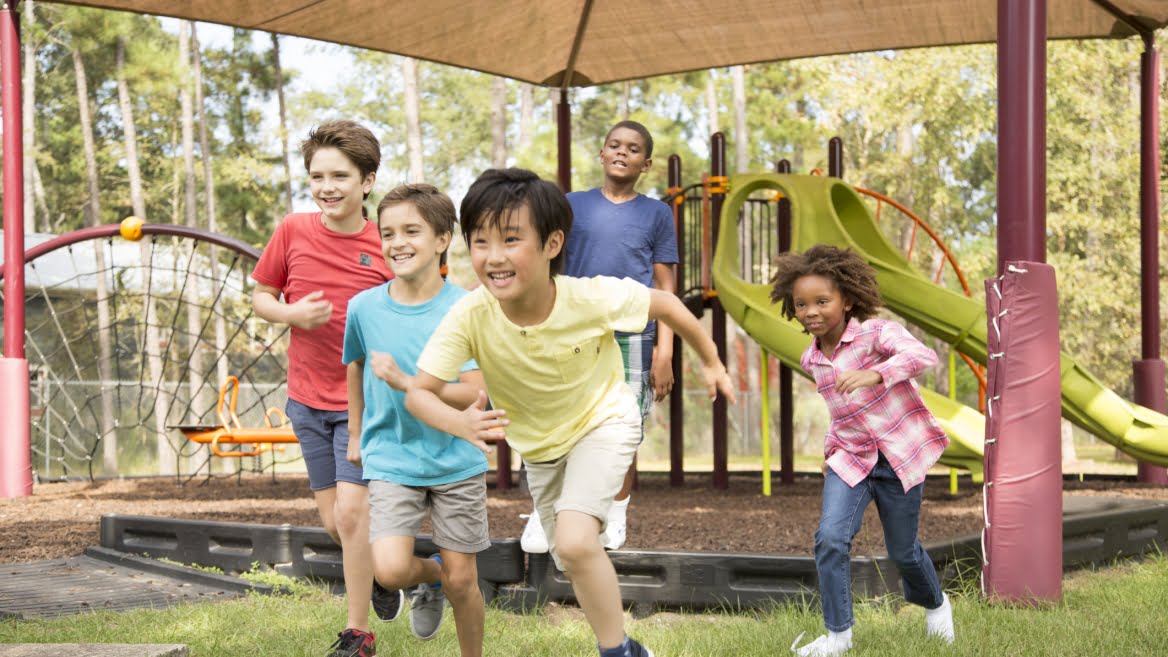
[564,188,679,334]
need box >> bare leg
[440,548,484,657]
[371,535,441,590]
[334,481,374,633]
[555,510,625,649]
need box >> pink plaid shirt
[801,318,949,492]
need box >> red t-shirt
[252,212,392,410]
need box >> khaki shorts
[368,474,490,553]
[524,404,642,569]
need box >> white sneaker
[926,593,955,644]
[603,497,630,550]
[520,510,548,553]
[790,631,852,657]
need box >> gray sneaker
[409,581,446,640]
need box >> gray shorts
[368,474,490,553]
[285,398,365,490]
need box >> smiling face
[378,201,449,283]
[469,203,562,306]
[308,146,375,228]
[791,274,852,348]
[600,126,652,184]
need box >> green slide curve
[713,173,1168,471]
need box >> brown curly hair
[768,244,882,324]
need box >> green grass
[3,557,1168,656]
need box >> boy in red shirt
[252,120,400,657]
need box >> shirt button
[574,347,580,353]
[520,330,526,336]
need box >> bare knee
[554,534,602,573]
[441,562,480,602]
[373,558,415,590]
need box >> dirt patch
[3,472,1166,564]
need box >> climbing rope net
[0,224,294,481]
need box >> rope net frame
[0,224,294,481]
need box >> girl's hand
[370,351,411,391]
[836,369,882,394]
[700,362,737,404]
[458,390,507,454]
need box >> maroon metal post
[1134,36,1167,483]
[0,0,32,499]
[556,90,572,192]
[987,0,1060,603]
[776,158,795,485]
[827,137,844,179]
[710,132,729,489]
[996,0,1046,271]
[668,154,685,487]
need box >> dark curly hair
[768,244,882,325]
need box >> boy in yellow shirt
[406,168,734,657]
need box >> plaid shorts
[616,331,655,420]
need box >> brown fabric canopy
[46,1,1168,86]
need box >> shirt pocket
[553,337,602,384]
[620,223,651,250]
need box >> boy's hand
[458,390,508,455]
[835,369,883,394]
[370,352,411,391]
[288,290,333,330]
[650,348,674,402]
[700,362,736,404]
[346,435,362,466]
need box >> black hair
[605,120,654,158]
[459,168,572,276]
[768,244,883,325]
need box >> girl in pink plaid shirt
[769,245,955,657]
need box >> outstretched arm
[646,289,735,404]
[406,369,508,454]
[649,263,676,402]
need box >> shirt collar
[808,317,862,364]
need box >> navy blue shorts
[285,398,366,491]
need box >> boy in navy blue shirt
[520,120,679,553]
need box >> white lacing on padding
[985,438,996,444]
[1007,264,1029,274]
[992,280,1003,300]
[989,352,1004,359]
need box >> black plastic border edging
[84,546,278,595]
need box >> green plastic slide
[713,173,1168,472]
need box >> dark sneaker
[372,580,404,622]
[627,638,655,657]
[326,629,376,657]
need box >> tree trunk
[179,21,209,474]
[272,33,293,215]
[192,26,232,474]
[117,37,175,476]
[705,70,720,138]
[619,80,631,119]
[72,44,118,475]
[403,57,424,183]
[732,65,747,173]
[490,77,507,168]
[518,83,534,153]
[21,0,36,233]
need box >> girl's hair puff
[768,244,882,323]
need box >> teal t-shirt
[342,280,486,486]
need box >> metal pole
[668,154,685,487]
[776,158,795,485]
[827,137,843,179]
[710,132,728,489]
[1,0,32,498]
[1134,37,1167,484]
[556,90,571,192]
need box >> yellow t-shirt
[417,275,651,462]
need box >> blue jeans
[815,452,943,631]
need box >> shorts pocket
[553,337,601,383]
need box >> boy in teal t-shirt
[343,184,489,656]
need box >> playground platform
[0,646,187,657]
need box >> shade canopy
[49,0,1168,87]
